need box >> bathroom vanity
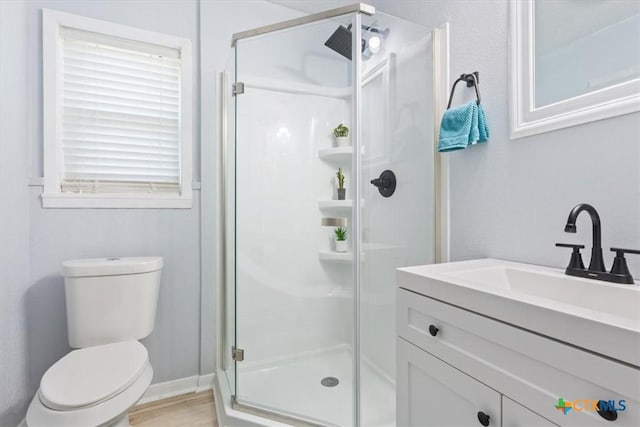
[396,259,640,426]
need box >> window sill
[41,192,193,209]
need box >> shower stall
[217,4,444,426]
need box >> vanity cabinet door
[503,397,558,427]
[397,337,501,427]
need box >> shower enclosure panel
[232,13,358,426]
[222,4,437,426]
[359,12,436,426]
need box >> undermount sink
[443,264,640,323]
[397,259,640,367]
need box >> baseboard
[196,373,215,393]
[212,372,228,426]
[137,373,215,405]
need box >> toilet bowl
[26,257,162,427]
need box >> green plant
[333,123,349,138]
[334,227,347,241]
[336,168,345,189]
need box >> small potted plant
[333,123,350,147]
[336,168,346,200]
[334,227,347,252]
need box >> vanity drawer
[397,288,640,427]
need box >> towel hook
[446,71,481,109]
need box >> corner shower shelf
[318,146,352,162]
[318,250,352,263]
[319,245,392,263]
[318,200,352,212]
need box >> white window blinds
[60,27,182,193]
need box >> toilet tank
[62,256,163,348]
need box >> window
[42,9,192,208]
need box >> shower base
[236,345,395,426]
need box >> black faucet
[556,203,639,284]
[564,203,605,272]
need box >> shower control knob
[370,170,396,197]
[477,411,490,426]
[428,325,439,337]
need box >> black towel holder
[447,72,481,109]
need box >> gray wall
[2,0,639,425]
[365,0,640,275]
[269,0,640,273]
[0,1,305,425]
[1,2,32,425]
[1,1,201,425]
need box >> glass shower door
[232,14,357,426]
[229,8,436,425]
[358,13,435,426]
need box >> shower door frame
[230,3,375,47]
[228,4,373,426]
[216,4,451,426]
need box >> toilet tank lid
[62,256,163,277]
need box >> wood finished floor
[129,391,218,427]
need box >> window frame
[42,9,193,208]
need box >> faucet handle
[556,243,585,270]
[611,247,640,255]
[610,248,639,280]
[555,243,585,249]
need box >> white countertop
[397,258,640,367]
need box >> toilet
[26,256,163,427]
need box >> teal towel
[438,102,477,152]
[468,103,479,144]
[438,101,489,152]
[478,104,489,143]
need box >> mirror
[509,0,640,139]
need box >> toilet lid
[39,340,148,410]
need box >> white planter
[335,239,348,253]
[334,136,350,147]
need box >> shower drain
[321,377,339,387]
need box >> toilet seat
[39,341,148,410]
[27,360,153,427]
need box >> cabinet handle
[477,411,490,426]
[428,325,439,337]
[597,400,618,422]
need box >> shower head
[324,25,353,60]
[324,24,389,61]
